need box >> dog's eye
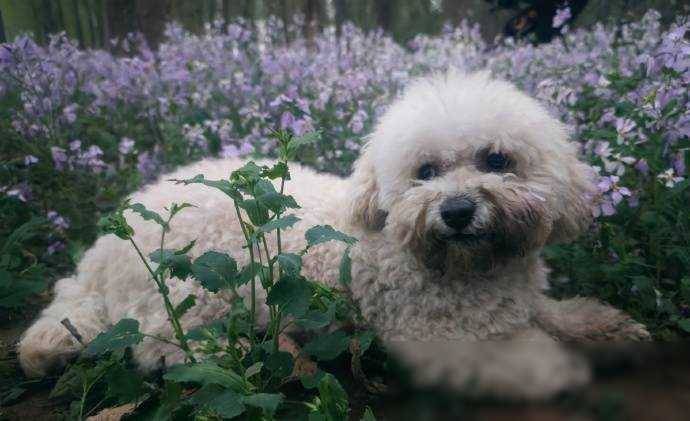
[485,153,510,172]
[417,163,439,180]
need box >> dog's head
[348,72,597,271]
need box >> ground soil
[2,314,690,421]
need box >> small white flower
[24,155,39,166]
[657,168,684,188]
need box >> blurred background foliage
[0,0,688,49]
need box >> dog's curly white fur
[19,72,649,399]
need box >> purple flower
[137,151,158,179]
[69,139,82,151]
[182,124,207,149]
[46,240,65,255]
[634,159,650,175]
[0,45,12,67]
[63,103,78,123]
[615,118,636,136]
[280,111,295,131]
[552,7,572,29]
[600,200,616,216]
[47,210,70,230]
[51,146,67,170]
[348,110,368,134]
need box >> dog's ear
[547,157,598,244]
[348,142,386,231]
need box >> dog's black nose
[440,197,476,231]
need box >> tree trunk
[56,0,66,31]
[135,0,171,49]
[0,8,6,43]
[280,0,290,44]
[84,0,97,47]
[40,0,58,36]
[105,0,137,48]
[101,0,110,50]
[222,0,230,32]
[71,0,85,47]
[207,0,217,24]
[375,0,393,31]
[303,0,319,48]
[334,0,346,39]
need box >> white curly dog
[19,72,649,399]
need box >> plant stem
[129,237,196,363]
[233,202,257,344]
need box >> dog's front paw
[387,340,590,400]
[614,320,651,341]
[18,318,82,377]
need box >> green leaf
[260,191,300,212]
[262,161,290,180]
[189,385,246,419]
[305,225,357,248]
[206,390,245,418]
[244,362,263,379]
[266,276,312,318]
[361,407,377,421]
[277,253,302,276]
[150,249,192,280]
[98,212,134,240]
[172,174,242,202]
[265,351,294,379]
[314,373,349,420]
[339,246,352,285]
[0,268,46,308]
[191,251,238,292]
[242,393,284,415]
[174,294,197,318]
[168,202,196,218]
[287,131,321,158]
[297,302,336,330]
[309,412,327,421]
[0,387,26,406]
[680,278,690,302]
[163,362,248,393]
[106,364,144,404]
[256,215,300,236]
[304,331,350,361]
[237,262,266,286]
[351,330,375,355]
[300,370,326,389]
[0,217,47,255]
[86,319,143,356]
[238,199,270,226]
[129,203,168,229]
[177,239,197,254]
[143,381,184,421]
[184,319,227,341]
[678,319,690,333]
[232,162,263,181]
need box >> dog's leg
[386,328,590,400]
[18,276,110,377]
[535,296,650,341]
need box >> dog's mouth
[440,231,491,245]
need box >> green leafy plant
[0,217,48,309]
[55,130,376,420]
